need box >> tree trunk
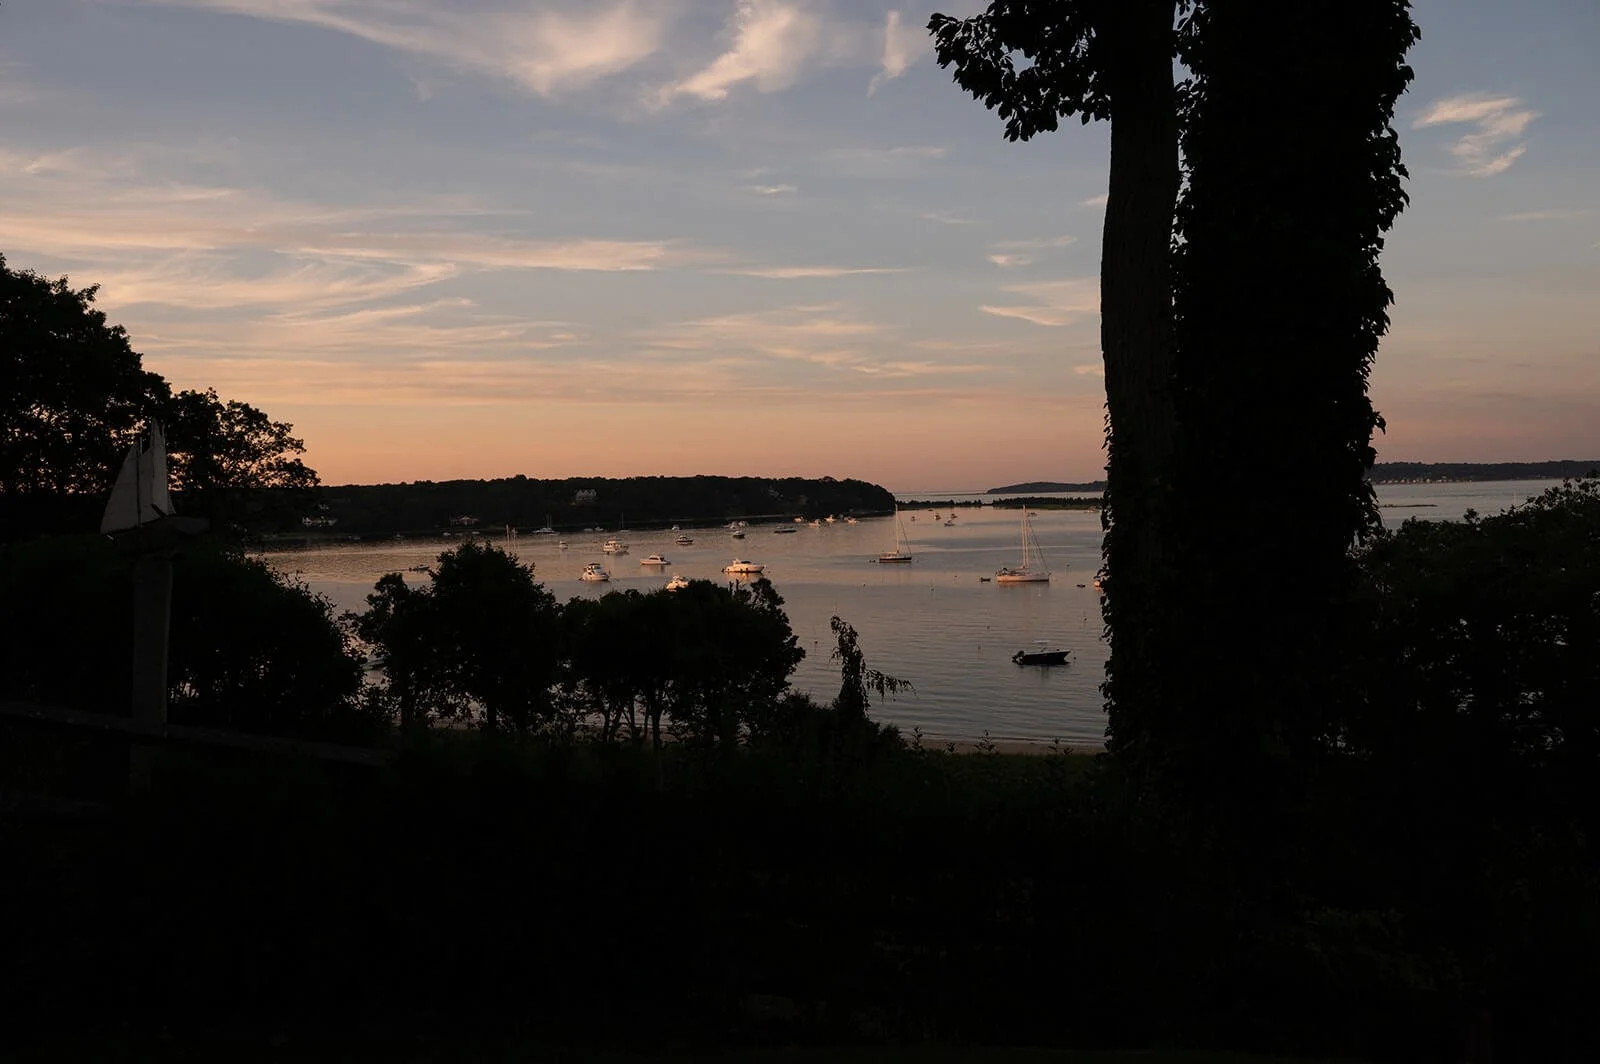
[1097,0,1182,779]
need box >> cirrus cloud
[1414,93,1539,177]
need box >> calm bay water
[258,479,1562,745]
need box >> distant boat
[602,538,629,555]
[723,559,765,574]
[731,528,746,539]
[878,505,913,563]
[640,553,670,566]
[773,526,798,535]
[580,562,610,582]
[996,509,1051,584]
[1012,641,1069,666]
[557,540,569,550]
[793,516,805,523]
[845,517,857,524]
[665,574,690,591]
[808,519,821,528]
[824,515,836,524]
[675,533,694,545]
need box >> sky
[3,0,1597,491]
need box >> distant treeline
[1369,460,1600,483]
[989,461,1600,494]
[992,496,1103,510]
[987,480,1107,494]
[311,475,896,537]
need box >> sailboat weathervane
[100,421,174,535]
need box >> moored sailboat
[995,510,1052,584]
[878,505,913,563]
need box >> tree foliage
[354,540,560,734]
[0,252,166,496]
[163,386,320,530]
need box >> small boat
[1092,576,1106,592]
[731,528,746,539]
[665,574,690,591]
[878,504,913,563]
[944,519,955,526]
[824,515,836,524]
[978,576,992,583]
[557,540,569,550]
[407,564,430,573]
[808,519,821,528]
[773,526,798,534]
[996,510,1052,584]
[640,553,670,566]
[669,525,680,531]
[675,534,694,545]
[579,562,610,582]
[793,516,805,523]
[602,538,629,555]
[845,517,857,524]
[723,559,765,574]
[1013,642,1070,667]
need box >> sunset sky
[4,0,1597,490]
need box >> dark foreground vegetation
[4,480,1599,1060]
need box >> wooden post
[129,550,174,791]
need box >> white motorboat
[640,553,670,566]
[995,510,1052,584]
[580,562,610,582]
[665,574,690,591]
[731,528,746,539]
[722,559,765,574]
[602,538,628,555]
[675,533,694,545]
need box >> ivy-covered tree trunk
[1163,0,1419,835]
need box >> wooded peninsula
[307,475,897,537]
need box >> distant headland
[290,475,897,540]
[988,461,1600,495]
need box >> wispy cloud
[143,0,668,97]
[1414,94,1539,177]
[980,278,1100,327]
[987,234,1076,268]
[724,266,908,279]
[660,0,820,103]
[1499,208,1592,222]
[867,9,921,95]
[1080,193,1108,208]
[743,183,798,195]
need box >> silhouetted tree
[1129,1,1420,838]
[663,577,804,752]
[356,541,560,733]
[828,615,912,721]
[930,1,1184,750]
[162,386,320,531]
[0,252,166,497]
